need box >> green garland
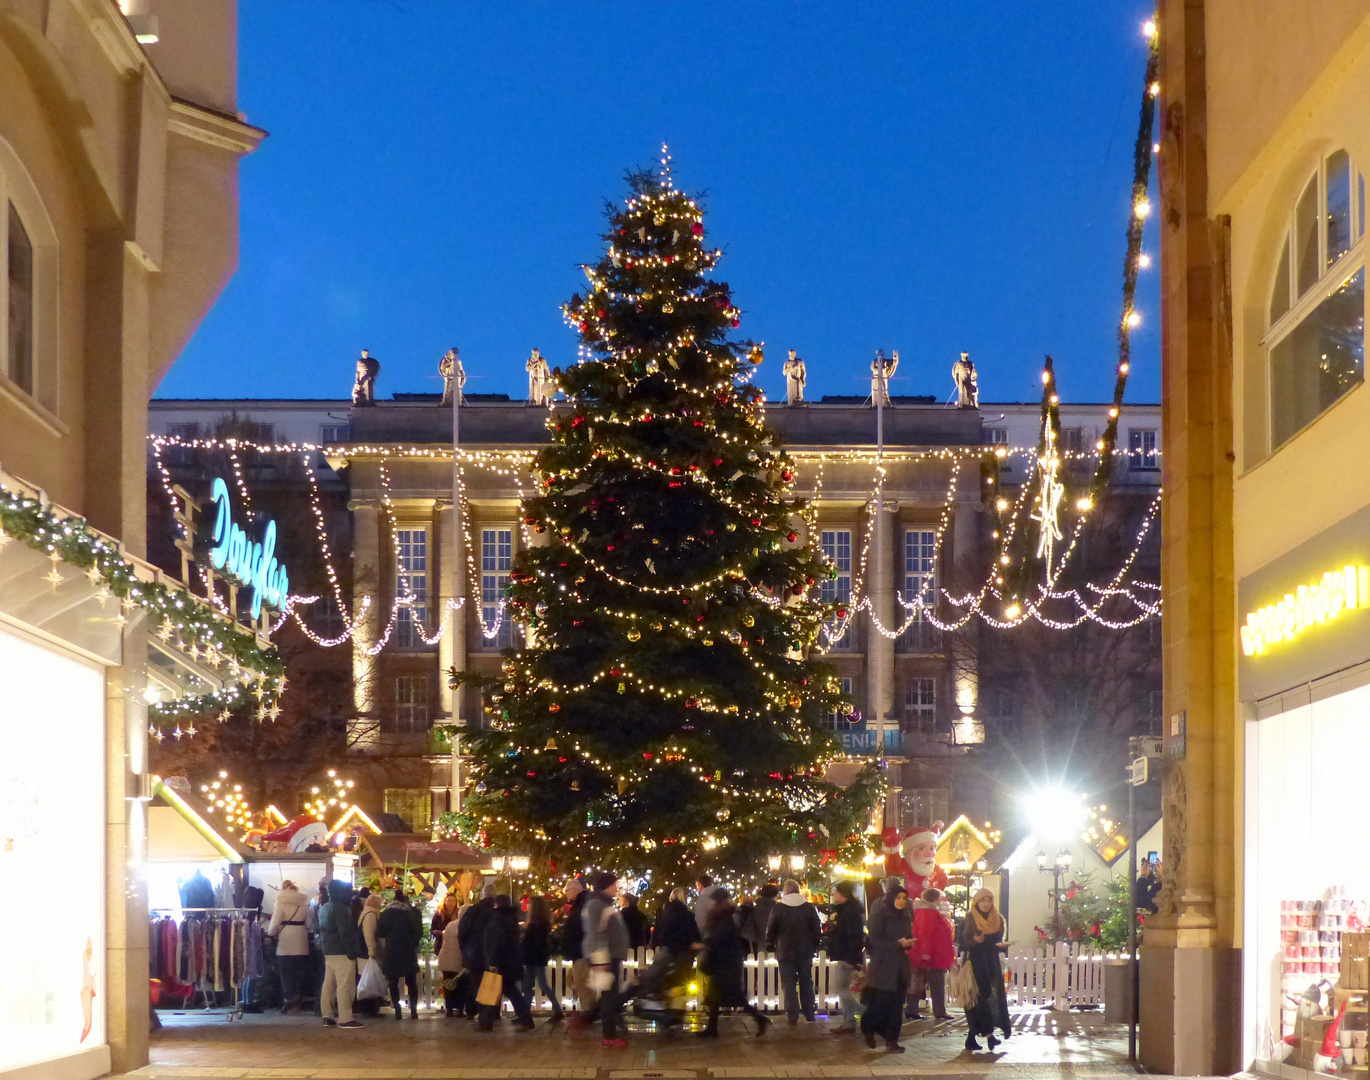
[0,483,283,729]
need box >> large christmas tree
[465,159,879,885]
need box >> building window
[320,423,349,444]
[384,788,432,833]
[820,529,853,649]
[898,787,948,833]
[0,144,57,413]
[164,422,199,467]
[388,675,430,733]
[983,427,1008,446]
[1128,428,1159,470]
[481,527,515,649]
[1267,149,1367,449]
[1061,427,1084,454]
[902,677,937,734]
[899,529,940,652]
[394,527,429,649]
[310,594,345,639]
[825,677,855,730]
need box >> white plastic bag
[357,958,387,1000]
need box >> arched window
[0,135,59,417]
[1267,149,1367,449]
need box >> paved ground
[111,1005,1150,1080]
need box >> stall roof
[150,776,252,864]
[360,833,493,871]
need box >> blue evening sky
[157,2,1161,409]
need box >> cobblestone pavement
[109,1006,1160,1080]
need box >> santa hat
[903,821,945,849]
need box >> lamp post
[767,853,783,876]
[1037,848,1073,942]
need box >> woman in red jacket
[907,888,956,1021]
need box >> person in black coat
[765,880,822,1024]
[522,896,564,1022]
[958,889,1011,1051]
[640,888,699,999]
[478,895,534,1031]
[619,893,650,951]
[376,892,424,1019]
[458,883,498,1019]
[697,893,771,1038]
[825,880,866,1034]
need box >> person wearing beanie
[907,887,955,1021]
[377,891,424,1020]
[825,880,866,1034]
[861,883,913,1053]
[582,870,631,1046]
[958,888,1011,1051]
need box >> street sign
[1130,736,1165,759]
[1128,756,1149,786]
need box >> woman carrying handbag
[956,888,1012,1051]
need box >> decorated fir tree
[465,158,878,884]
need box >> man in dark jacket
[765,879,822,1024]
[619,893,650,951]
[826,880,866,1034]
[640,888,699,1000]
[478,895,535,1031]
[377,892,424,1020]
[561,878,596,1025]
[458,882,498,1018]
[752,883,779,953]
[318,879,364,1028]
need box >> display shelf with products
[1280,896,1370,1073]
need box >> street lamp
[1038,847,1073,942]
[767,854,783,874]
[789,854,806,873]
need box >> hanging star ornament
[1031,429,1065,564]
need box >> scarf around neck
[969,889,1004,936]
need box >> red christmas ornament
[786,532,797,542]
[713,458,723,466]
[731,318,741,328]
[691,221,703,236]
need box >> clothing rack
[149,907,266,1019]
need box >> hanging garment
[245,920,265,980]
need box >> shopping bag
[476,969,503,1006]
[587,966,616,992]
[947,959,980,1009]
[357,958,386,1000]
[849,964,868,995]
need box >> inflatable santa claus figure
[883,821,949,895]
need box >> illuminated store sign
[208,477,289,618]
[1240,563,1369,656]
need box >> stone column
[1141,2,1240,1073]
[950,498,980,734]
[350,502,383,749]
[107,622,149,1073]
[866,499,897,749]
[438,502,464,720]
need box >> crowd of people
[264,870,1013,1053]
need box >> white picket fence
[1003,942,1110,1011]
[412,942,1112,1014]
[415,948,851,1013]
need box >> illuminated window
[395,527,429,649]
[384,788,432,832]
[899,530,940,652]
[481,527,515,649]
[820,529,853,649]
[0,141,58,413]
[902,677,937,734]
[1267,149,1367,449]
[1128,428,1159,470]
[389,675,430,733]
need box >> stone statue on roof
[953,351,978,408]
[352,349,380,406]
[783,349,807,404]
[439,347,465,406]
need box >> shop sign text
[208,477,289,618]
[1240,563,1369,657]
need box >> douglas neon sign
[1240,563,1370,657]
[208,477,289,619]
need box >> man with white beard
[882,822,949,896]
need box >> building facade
[150,387,1162,842]
[0,3,260,1077]
[1153,2,1370,1075]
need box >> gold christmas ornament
[743,615,755,627]
[628,628,641,642]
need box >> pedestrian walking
[825,880,866,1035]
[765,879,821,1024]
[355,892,384,1016]
[458,882,498,1019]
[436,896,467,1017]
[958,888,1011,1051]
[639,886,699,999]
[522,896,565,1021]
[908,887,955,1021]
[318,879,365,1029]
[479,894,535,1031]
[620,893,650,951]
[561,878,597,1026]
[266,880,311,1014]
[693,874,726,934]
[696,891,771,1039]
[861,882,912,1053]
[377,891,424,1019]
[583,870,631,1047]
